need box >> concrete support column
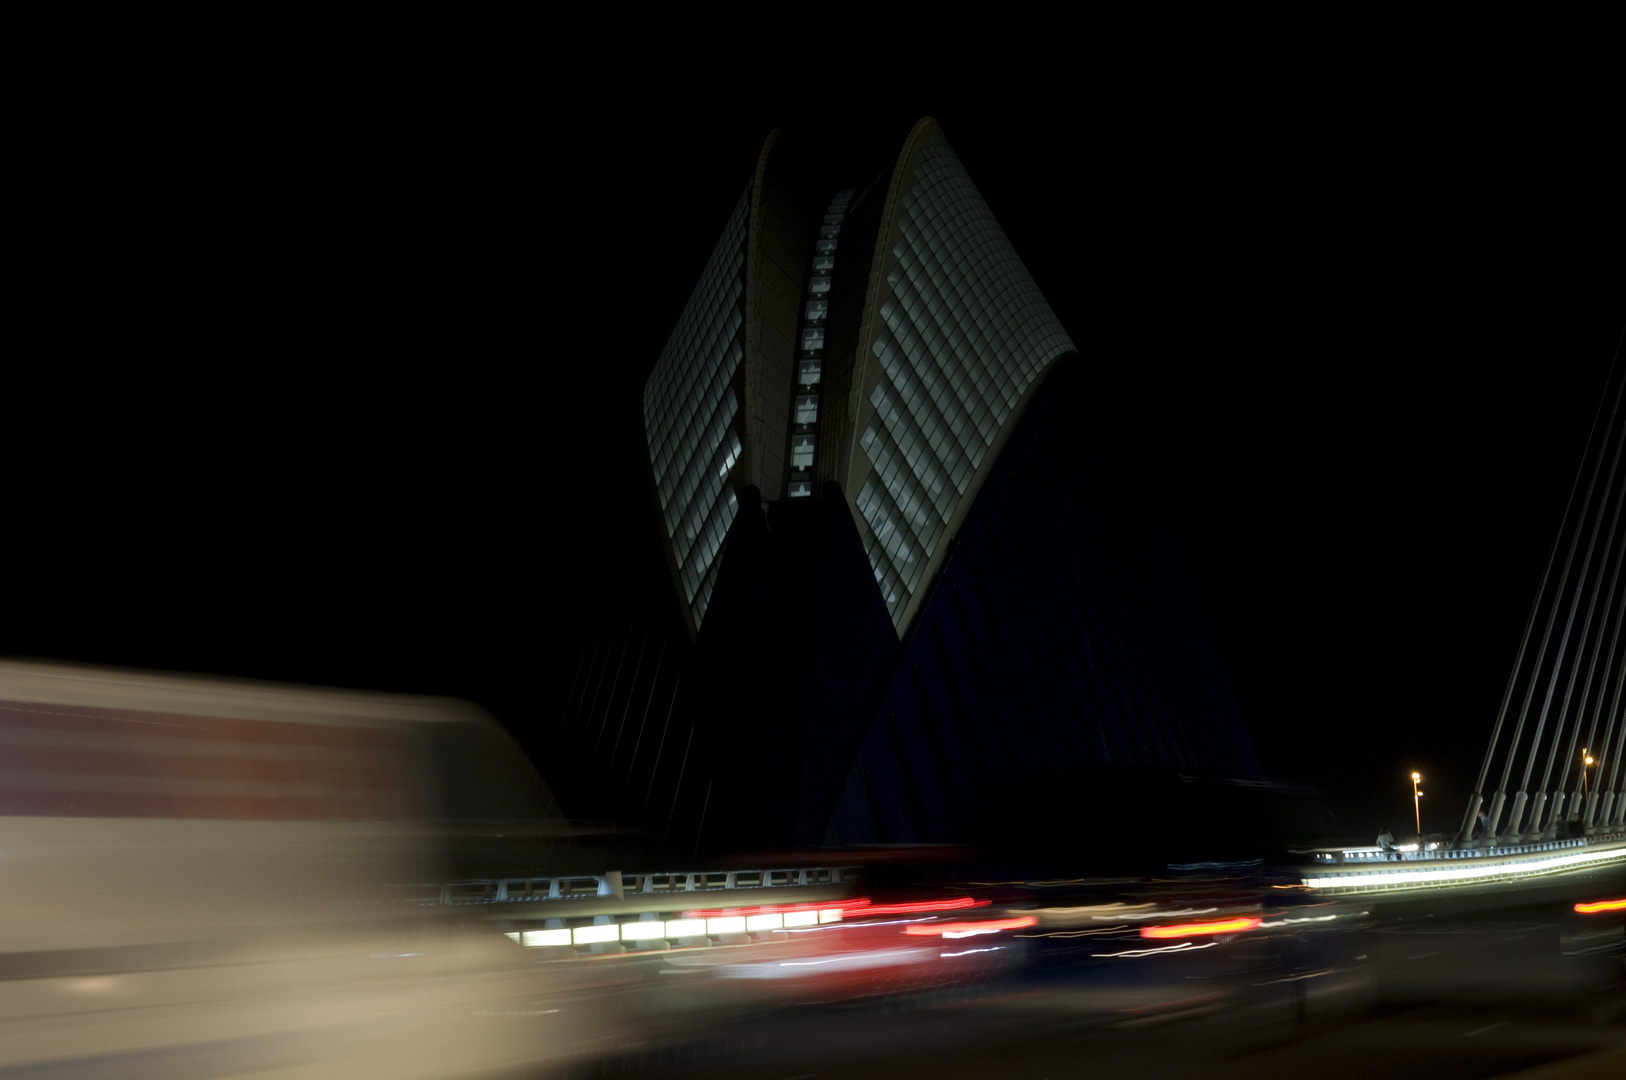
[1457,792,1485,847]
[1583,791,1602,826]
[1598,792,1617,827]
[1524,792,1549,839]
[1501,790,1529,842]
[1486,791,1509,841]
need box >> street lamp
[1411,772,1424,837]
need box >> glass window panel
[796,395,819,424]
[809,275,831,295]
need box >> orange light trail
[1139,916,1261,939]
[1574,897,1626,914]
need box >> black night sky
[8,68,1622,844]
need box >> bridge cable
[1534,424,1626,831]
[1481,364,1623,837]
[1509,374,1625,831]
[1598,654,1626,827]
[1462,352,1623,840]
[1552,463,1626,821]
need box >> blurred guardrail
[1301,833,1626,894]
[389,865,864,956]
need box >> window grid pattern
[786,189,854,499]
[644,192,749,628]
[856,143,1075,624]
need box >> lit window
[805,300,828,322]
[816,239,837,254]
[801,327,825,350]
[809,275,831,294]
[796,395,819,424]
[798,359,822,386]
[819,225,841,238]
[788,481,812,498]
[792,435,815,468]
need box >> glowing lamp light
[707,916,747,935]
[745,913,784,931]
[1139,916,1262,939]
[904,916,1037,938]
[620,922,667,941]
[664,918,706,938]
[818,908,843,923]
[521,928,571,947]
[1574,897,1626,914]
[783,910,819,927]
[572,924,619,945]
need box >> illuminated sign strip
[510,908,849,948]
[1302,844,1626,891]
[509,896,1006,950]
[682,896,985,919]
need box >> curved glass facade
[644,192,749,631]
[853,138,1076,628]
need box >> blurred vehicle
[0,659,604,1078]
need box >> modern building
[643,118,1259,855]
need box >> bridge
[1298,356,1626,895]
[1458,358,1626,847]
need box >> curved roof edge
[840,116,1077,637]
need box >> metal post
[606,619,653,766]
[590,621,635,759]
[623,639,668,792]
[692,777,714,860]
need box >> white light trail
[1092,941,1218,958]
[1099,907,1218,921]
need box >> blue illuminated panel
[854,141,1076,627]
[644,193,749,630]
